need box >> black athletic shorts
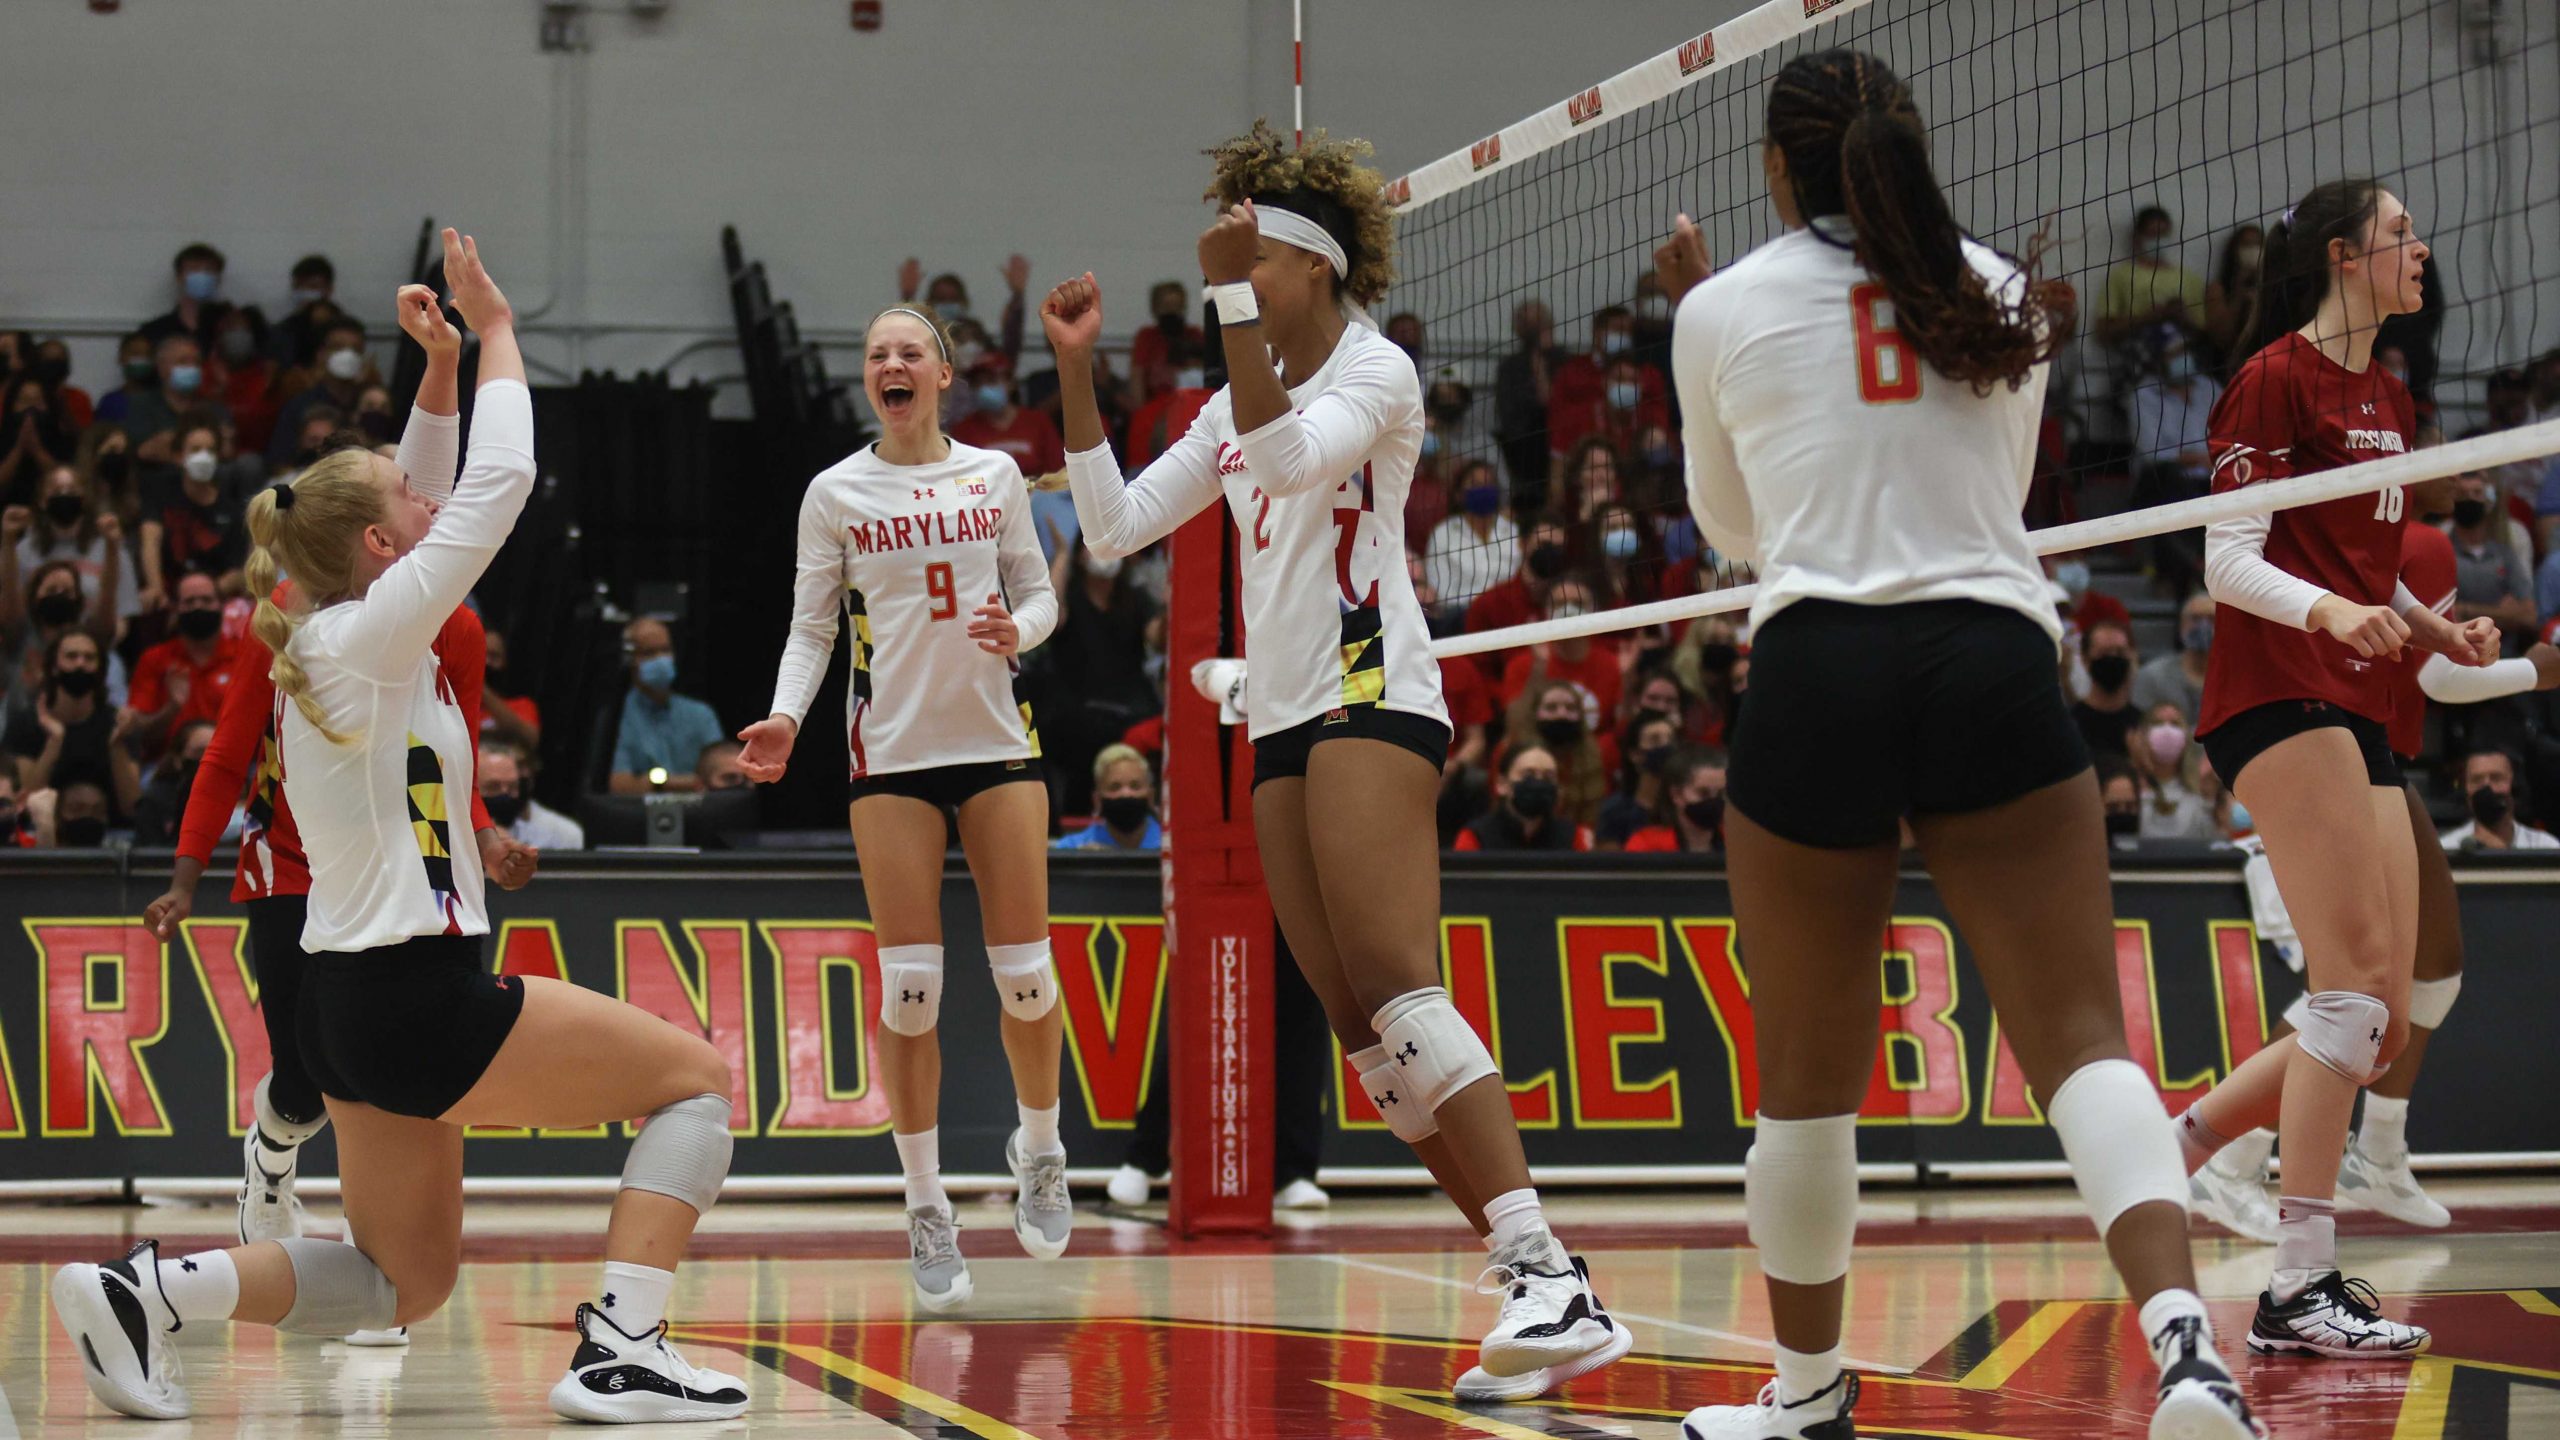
[297,934,524,1119]
[850,757,1044,811]
[2200,698,2401,790]
[245,894,324,1124]
[1252,705,1452,789]
[1725,598,2091,850]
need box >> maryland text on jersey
[846,502,1004,556]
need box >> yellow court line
[1958,1301,2084,1391]
[672,1333,1048,1440]
[2509,1288,2560,1318]
[1315,1381,1579,1440]
[2390,1357,2452,1440]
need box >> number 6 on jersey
[1851,282,1921,404]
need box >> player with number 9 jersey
[769,436,1057,778]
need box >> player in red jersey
[139,305,536,1324]
[2193,469,2560,1239]
[2178,180,2497,1359]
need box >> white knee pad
[879,944,944,1036]
[622,1092,733,1214]
[2045,1058,2190,1234]
[1351,1041,1438,1144]
[1744,1113,1859,1286]
[2295,990,2389,1084]
[1369,988,1499,1120]
[276,1236,398,1335]
[2407,973,2461,1029]
[988,940,1058,1022]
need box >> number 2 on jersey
[925,561,957,620]
[1850,282,1921,404]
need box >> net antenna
[1378,0,2558,659]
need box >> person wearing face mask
[1,375,73,504]
[6,629,140,818]
[94,332,160,429]
[266,318,378,471]
[2096,204,2206,350]
[2051,554,2131,640]
[895,254,1034,377]
[1455,745,1592,851]
[141,242,235,355]
[1,559,123,716]
[2128,330,2225,595]
[608,616,726,795]
[1423,459,1518,621]
[1494,579,1621,729]
[1629,273,1676,359]
[124,336,231,462]
[2439,746,2557,850]
[273,255,364,369]
[1501,679,1607,829]
[1596,711,1682,848]
[1624,750,1728,853]
[126,569,240,756]
[0,770,33,848]
[1054,743,1164,851]
[2443,472,2535,658]
[32,777,117,850]
[2130,703,2217,840]
[1586,503,1662,606]
[1494,298,1565,498]
[1549,325,1668,460]
[477,627,543,750]
[29,338,94,430]
[481,741,586,850]
[952,350,1066,483]
[140,423,254,604]
[1460,517,1574,675]
[211,309,281,456]
[2204,224,2266,366]
[2133,592,2215,725]
[131,719,219,846]
[2070,620,2141,759]
[1128,280,1204,405]
[2094,757,2147,849]
[8,467,138,624]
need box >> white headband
[1254,204,1349,278]
[876,307,949,363]
[1251,203,1379,331]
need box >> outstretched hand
[1654,213,1714,304]
[737,715,798,784]
[441,228,512,332]
[395,283,463,356]
[1040,273,1104,357]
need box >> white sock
[158,1248,239,1324]
[597,1260,673,1334]
[1484,1188,1567,1268]
[895,1128,948,1213]
[1018,1101,1062,1156]
[2272,1195,2336,1301]
[2138,1287,2213,1369]
[1772,1342,1842,1406]
[2175,1108,2233,1175]
[2359,1094,2410,1163]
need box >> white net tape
[1431,417,2560,660]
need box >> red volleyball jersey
[2387,521,2459,761]
[2197,332,2417,735]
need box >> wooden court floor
[1,1182,2554,1438]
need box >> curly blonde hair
[1204,120,1397,307]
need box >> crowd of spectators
[9,224,2560,863]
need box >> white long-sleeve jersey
[1676,224,2059,641]
[284,380,536,953]
[1064,323,1444,739]
[771,440,1058,777]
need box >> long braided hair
[1766,49,2072,393]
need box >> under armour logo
[1016,987,1039,1002]
[1373,1090,1399,1107]
[1395,1041,1418,1065]
[902,989,925,1004]
[603,1292,617,1307]
[2370,1027,2382,1042]
[180,1259,199,1272]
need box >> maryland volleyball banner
[1,852,2555,1183]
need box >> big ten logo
[960,478,991,498]
[1678,31,1717,75]
[1337,919,1558,1131]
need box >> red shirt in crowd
[2388,520,2460,761]
[1463,577,1537,679]
[131,632,243,736]
[951,405,1066,479]
[1496,643,1624,732]
[1624,824,1713,853]
[179,597,493,901]
[1546,355,1668,455]
[1439,656,1494,739]
[2072,589,2132,634]
[2197,333,2417,736]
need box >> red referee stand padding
[1158,389,1277,1238]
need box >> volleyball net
[1385,0,2560,663]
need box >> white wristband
[1207,281,1259,325]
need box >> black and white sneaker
[2247,1272,2429,1358]
[2149,1314,2266,1439]
[237,1126,308,1244]
[1455,1256,1634,1401]
[1475,1224,1620,1378]
[51,1239,190,1420]
[547,1301,749,1423]
[1680,1371,1857,1439]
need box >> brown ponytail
[244,449,387,746]
[2231,179,2380,365]
[1768,49,2073,394]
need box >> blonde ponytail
[243,451,389,746]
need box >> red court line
[1,1204,2553,1265]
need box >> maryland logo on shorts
[405,731,456,903]
[1337,607,1387,708]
